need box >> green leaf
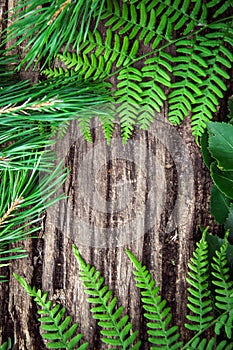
[225,204,233,240]
[200,129,214,169]
[207,122,233,171]
[210,184,231,224]
[210,162,233,200]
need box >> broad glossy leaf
[210,162,233,199]
[207,122,233,171]
[225,204,233,240]
[210,184,231,224]
[201,130,214,169]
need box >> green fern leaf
[13,274,88,349]
[73,245,141,349]
[191,24,233,138]
[211,234,233,339]
[185,228,213,332]
[138,51,172,129]
[168,38,207,125]
[126,249,182,350]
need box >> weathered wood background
[0,1,231,349]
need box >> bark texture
[0,1,227,349]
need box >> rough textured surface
[0,2,227,349]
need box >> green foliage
[201,121,233,238]
[0,54,111,281]
[13,274,88,349]
[0,162,67,282]
[43,0,233,141]
[73,245,141,349]
[0,338,12,350]
[211,234,233,338]
[4,0,105,69]
[14,231,233,348]
[126,249,182,349]
[185,228,213,332]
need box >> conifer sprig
[4,0,105,69]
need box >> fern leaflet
[126,249,182,350]
[13,273,88,349]
[185,228,214,332]
[73,245,141,349]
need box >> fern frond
[185,228,213,332]
[115,67,142,142]
[168,38,207,125]
[211,234,233,339]
[126,249,182,350]
[73,245,141,349]
[14,274,88,349]
[138,51,172,129]
[191,24,233,137]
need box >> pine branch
[4,0,105,69]
[0,161,67,281]
[73,245,141,349]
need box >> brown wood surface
[0,1,229,349]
